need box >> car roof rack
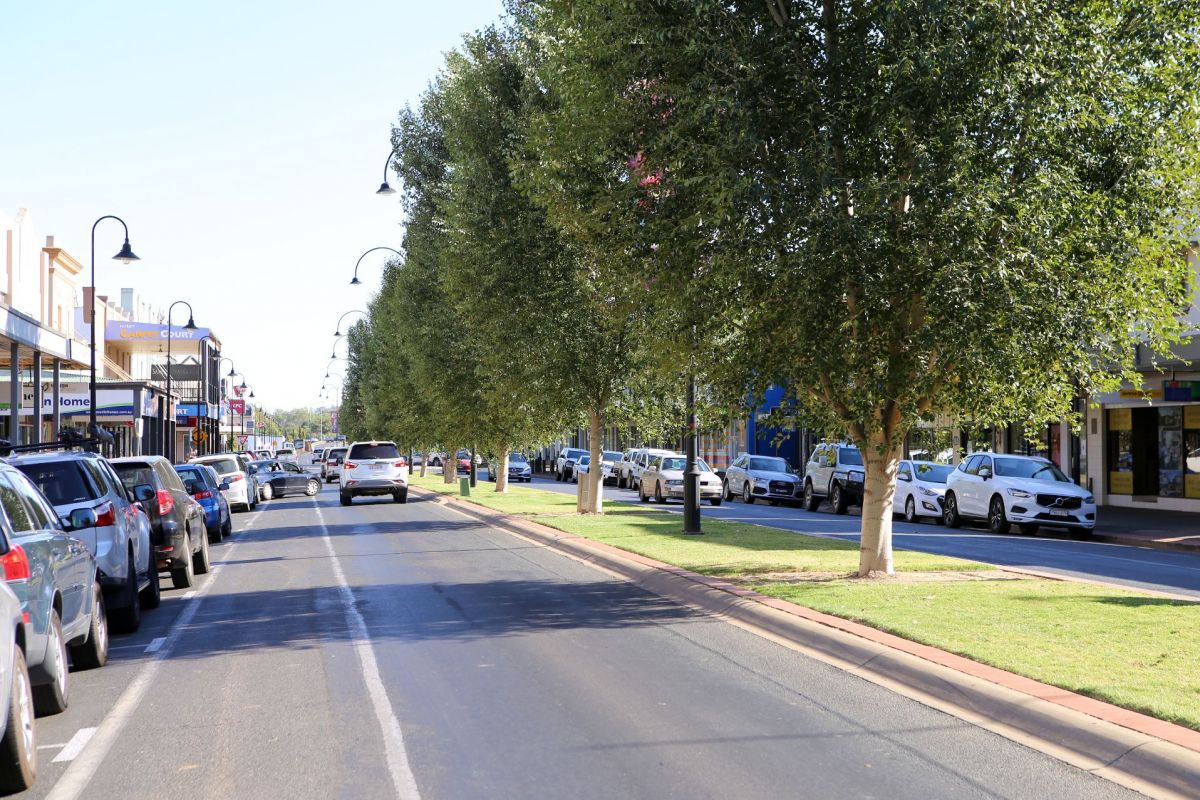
[0,424,115,458]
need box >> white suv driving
[340,441,408,505]
[943,453,1095,535]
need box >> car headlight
[1006,488,1032,499]
[919,486,939,497]
[1084,495,1094,504]
[846,472,863,482]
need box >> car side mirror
[978,467,992,480]
[219,479,231,491]
[133,484,156,503]
[65,507,98,531]
[898,474,911,482]
[248,465,259,475]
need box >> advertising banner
[228,399,245,416]
[0,385,134,417]
[105,321,212,342]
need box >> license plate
[371,464,385,471]
[1049,508,1071,517]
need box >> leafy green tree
[522,0,1200,572]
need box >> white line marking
[315,502,421,799]
[37,743,68,750]
[144,637,166,653]
[51,728,97,763]
[43,504,268,800]
[182,591,196,600]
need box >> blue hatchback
[174,463,232,542]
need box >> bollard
[460,476,470,496]
[576,475,590,512]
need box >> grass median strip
[411,472,1200,730]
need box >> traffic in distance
[0,431,411,795]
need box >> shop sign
[1187,474,1200,500]
[1108,407,1132,431]
[228,399,245,415]
[0,385,134,417]
[1118,388,1163,400]
[1186,406,1200,430]
[1109,471,1133,494]
[1163,380,1200,402]
[105,321,212,342]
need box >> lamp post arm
[334,310,369,335]
[88,215,132,433]
[350,247,401,284]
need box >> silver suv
[802,443,865,514]
[322,447,348,483]
[340,441,408,505]
[11,451,157,628]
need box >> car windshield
[508,453,527,463]
[749,457,789,473]
[14,461,99,505]
[566,449,587,459]
[839,448,863,466]
[913,463,954,483]
[602,451,622,462]
[197,459,239,476]
[175,467,207,487]
[579,456,590,464]
[659,458,712,472]
[329,449,347,459]
[112,464,156,491]
[350,443,400,460]
[993,457,1070,482]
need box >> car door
[895,461,913,512]
[957,455,986,516]
[282,462,308,492]
[642,457,660,493]
[728,456,747,494]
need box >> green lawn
[411,472,1200,730]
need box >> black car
[250,460,322,499]
[111,457,211,590]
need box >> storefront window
[1107,408,1133,494]
[1158,407,1184,497]
[1185,406,1200,499]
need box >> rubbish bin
[460,476,471,496]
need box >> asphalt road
[18,477,1141,799]
[513,472,1200,599]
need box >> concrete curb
[1083,532,1200,554]
[414,486,1200,800]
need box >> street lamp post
[334,310,369,337]
[89,215,139,442]
[195,334,220,455]
[349,247,401,286]
[164,301,197,462]
[376,150,397,196]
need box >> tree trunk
[495,446,510,493]
[443,445,457,484]
[582,407,605,514]
[858,432,901,576]
[419,457,427,478]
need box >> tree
[521,0,1200,572]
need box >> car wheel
[655,482,666,504]
[306,479,320,497]
[32,610,69,716]
[1019,523,1040,535]
[988,496,1011,534]
[0,647,37,794]
[769,499,779,507]
[193,527,211,575]
[140,553,161,610]
[69,582,108,670]
[261,483,274,501]
[172,531,195,589]
[723,481,733,502]
[617,475,626,489]
[394,490,408,504]
[803,480,820,512]
[222,515,233,538]
[709,497,722,507]
[112,553,142,633]
[555,470,562,482]
[944,493,963,528]
[340,491,352,506]
[639,482,648,503]
[831,483,848,515]
[904,496,918,524]
[742,482,754,504]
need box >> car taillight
[94,501,116,527]
[0,544,31,583]
[193,489,213,500]
[229,474,244,482]
[345,461,358,470]
[394,460,407,468]
[156,489,175,515]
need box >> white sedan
[893,460,954,523]
[638,455,723,506]
[573,451,623,485]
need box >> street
[12,477,1145,799]
[514,472,1200,599]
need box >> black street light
[334,310,369,336]
[376,150,397,195]
[89,215,139,440]
[349,246,401,286]
[164,300,197,462]
[194,334,219,456]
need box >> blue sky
[0,0,505,411]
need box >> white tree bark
[583,408,605,514]
[495,446,510,493]
[419,457,428,478]
[443,444,458,484]
[858,432,900,575]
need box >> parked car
[802,443,865,514]
[0,578,36,793]
[275,448,295,460]
[943,453,1096,535]
[638,455,723,505]
[0,465,106,717]
[626,448,679,493]
[454,449,475,474]
[111,457,211,589]
[340,441,408,505]
[894,460,954,523]
[254,449,273,460]
[616,449,638,488]
[174,464,232,542]
[427,452,445,468]
[11,450,157,630]
[488,452,532,483]
[322,447,348,483]
[311,448,326,467]
[723,454,800,505]
[576,453,624,484]
[253,460,322,499]
[554,448,589,482]
[190,454,256,511]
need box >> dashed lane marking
[144,637,166,653]
[51,729,97,763]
